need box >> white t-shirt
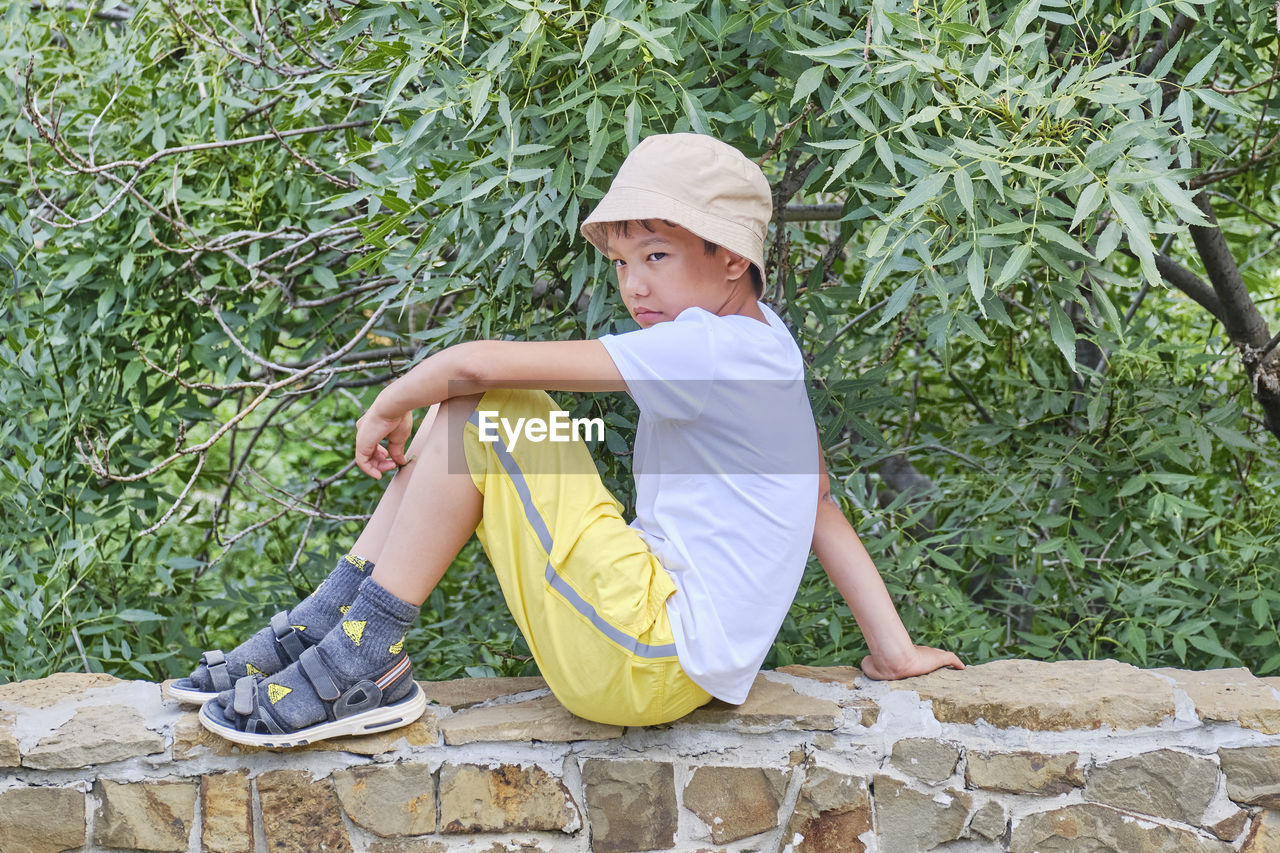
[599,302,819,703]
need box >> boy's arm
[355,340,626,478]
[812,440,965,679]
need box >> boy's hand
[355,400,413,480]
[860,645,965,681]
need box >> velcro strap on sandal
[202,650,232,692]
[270,611,306,662]
[298,646,340,702]
[233,675,256,716]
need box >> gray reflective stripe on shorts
[469,409,678,659]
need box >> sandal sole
[163,679,219,706]
[197,681,427,748]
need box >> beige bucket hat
[581,133,772,281]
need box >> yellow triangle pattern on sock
[339,605,350,615]
[389,634,404,655]
[345,553,368,570]
[292,625,307,633]
[343,619,366,647]
[245,663,264,677]
[267,684,291,704]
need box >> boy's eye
[612,258,625,268]
[647,252,666,261]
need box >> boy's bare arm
[355,340,627,478]
[811,441,965,679]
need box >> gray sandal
[163,611,313,705]
[198,646,424,748]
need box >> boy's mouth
[634,307,662,322]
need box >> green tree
[3,0,1277,683]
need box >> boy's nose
[620,270,650,297]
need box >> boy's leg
[365,394,484,605]
[201,394,485,742]
[171,403,451,702]
[349,402,446,563]
[459,389,711,727]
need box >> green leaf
[1047,300,1077,371]
[874,136,897,177]
[1070,183,1103,231]
[1187,632,1239,663]
[967,249,985,304]
[1183,45,1222,88]
[580,18,611,64]
[1193,87,1249,117]
[625,98,641,150]
[790,37,864,59]
[954,168,974,215]
[996,243,1032,285]
[869,277,917,330]
[793,65,824,106]
[888,171,947,220]
[1038,223,1092,258]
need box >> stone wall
[3,659,1280,852]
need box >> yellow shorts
[462,388,711,726]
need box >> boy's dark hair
[605,219,764,298]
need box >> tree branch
[1153,252,1225,322]
[1188,192,1280,435]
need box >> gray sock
[248,576,419,731]
[190,553,373,689]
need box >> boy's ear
[721,249,752,281]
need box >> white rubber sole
[163,679,219,706]
[198,682,427,748]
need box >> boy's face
[606,219,753,328]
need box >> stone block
[890,659,1175,730]
[783,762,872,853]
[440,693,622,744]
[0,709,18,767]
[421,676,548,709]
[94,779,197,852]
[581,759,677,852]
[1153,667,1280,734]
[1220,745,1280,808]
[873,775,971,852]
[439,763,579,834]
[24,703,165,769]
[368,842,448,853]
[1242,809,1280,852]
[844,698,879,727]
[776,665,862,687]
[889,738,961,784]
[202,772,252,853]
[1083,748,1217,824]
[172,708,436,759]
[687,675,840,731]
[1010,803,1232,853]
[968,801,1007,841]
[0,671,122,708]
[367,842,447,853]
[257,769,352,853]
[683,766,787,843]
[1208,807,1249,842]
[334,761,437,837]
[965,750,1084,795]
[0,786,86,853]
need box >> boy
[171,133,962,746]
